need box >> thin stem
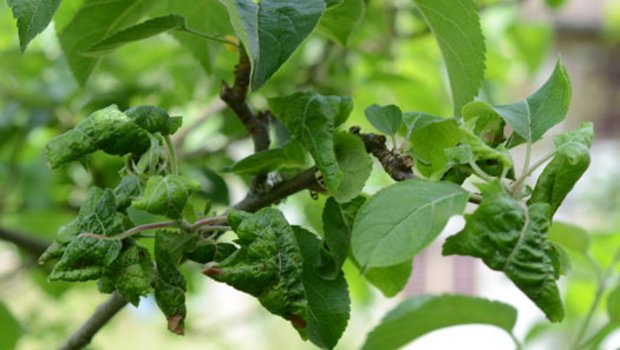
[190,216,228,230]
[510,333,524,350]
[576,322,616,350]
[80,221,178,241]
[164,135,179,175]
[469,160,494,182]
[198,225,231,232]
[570,250,620,349]
[0,227,50,257]
[511,149,556,197]
[178,27,236,46]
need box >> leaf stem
[178,27,237,46]
[190,215,228,230]
[468,160,494,182]
[510,333,524,350]
[511,149,556,197]
[570,249,620,349]
[164,135,179,175]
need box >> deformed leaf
[443,181,565,322]
[85,15,187,56]
[364,104,403,136]
[352,179,469,269]
[293,226,350,350]
[124,105,183,135]
[205,209,307,334]
[45,105,151,168]
[113,175,142,210]
[101,244,154,306]
[132,175,201,219]
[269,92,353,194]
[529,123,593,217]
[333,132,372,203]
[154,231,187,335]
[219,0,325,90]
[317,0,365,46]
[7,0,61,51]
[362,295,517,350]
[412,0,486,116]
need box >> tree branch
[59,292,128,350]
[349,126,415,181]
[0,227,50,257]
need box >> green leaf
[462,101,506,147]
[0,302,21,350]
[269,92,353,194]
[132,175,201,219]
[412,0,486,116]
[493,60,572,144]
[362,295,517,350]
[45,105,151,168]
[219,0,325,91]
[84,15,186,56]
[125,105,182,135]
[317,0,365,46]
[58,0,157,84]
[361,261,413,298]
[529,123,593,217]
[154,231,188,335]
[409,116,461,177]
[364,104,403,136]
[322,196,365,276]
[547,221,590,255]
[546,242,571,278]
[228,142,306,175]
[352,179,469,268]
[7,0,61,51]
[293,226,350,350]
[113,175,142,210]
[333,132,372,203]
[443,181,564,322]
[101,244,154,306]
[607,284,620,323]
[205,209,308,335]
[459,125,513,171]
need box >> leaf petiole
[511,149,557,197]
[178,26,238,46]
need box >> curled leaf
[132,175,200,219]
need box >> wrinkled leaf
[101,244,154,306]
[529,123,593,217]
[493,60,571,145]
[352,179,469,268]
[443,181,564,322]
[154,231,188,335]
[317,0,365,46]
[58,0,156,84]
[412,0,486,116]
[219,0,325,90]
[364,104,402,136]
[362,295,517,350]
[132,175,201,219]
[7,0,61,51]
[114,175,142,210]
[333,132,372,203]
[269,92,352,194]
[45,105,151,168]
[293,226,350,350]
[85,15,186,56]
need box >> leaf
[412,0,486,116]
[293,226,350,350]
[529,123,593,217]
[322,196,365,276]
[333,132,372,203]
[219,0,325,90]
[113,175,142,210]
[0,302,21,350]
[462,101,506,147]
[45,105,151,168]
[125,105,182,135]
[364,104,403,136]
[132,175,201,219]
[84,15,186,56]
[352,179,469,268]
[7,0,61,51]
[547,221,590,255]
[459,125,513,171]
[317,0,365,46]
[361,261,412,298]
[409,116,461,178]
[154,231,188,335]
[101,244,154,306]
[362,295,517,350]
[443,181,564,322]
[608,284,620,323]
[493,60,572,144]
[204,209,308,334]
[58,0,157,85]
[269,92,353,194]
[228,142,306,175]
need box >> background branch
[0,227,50,257]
